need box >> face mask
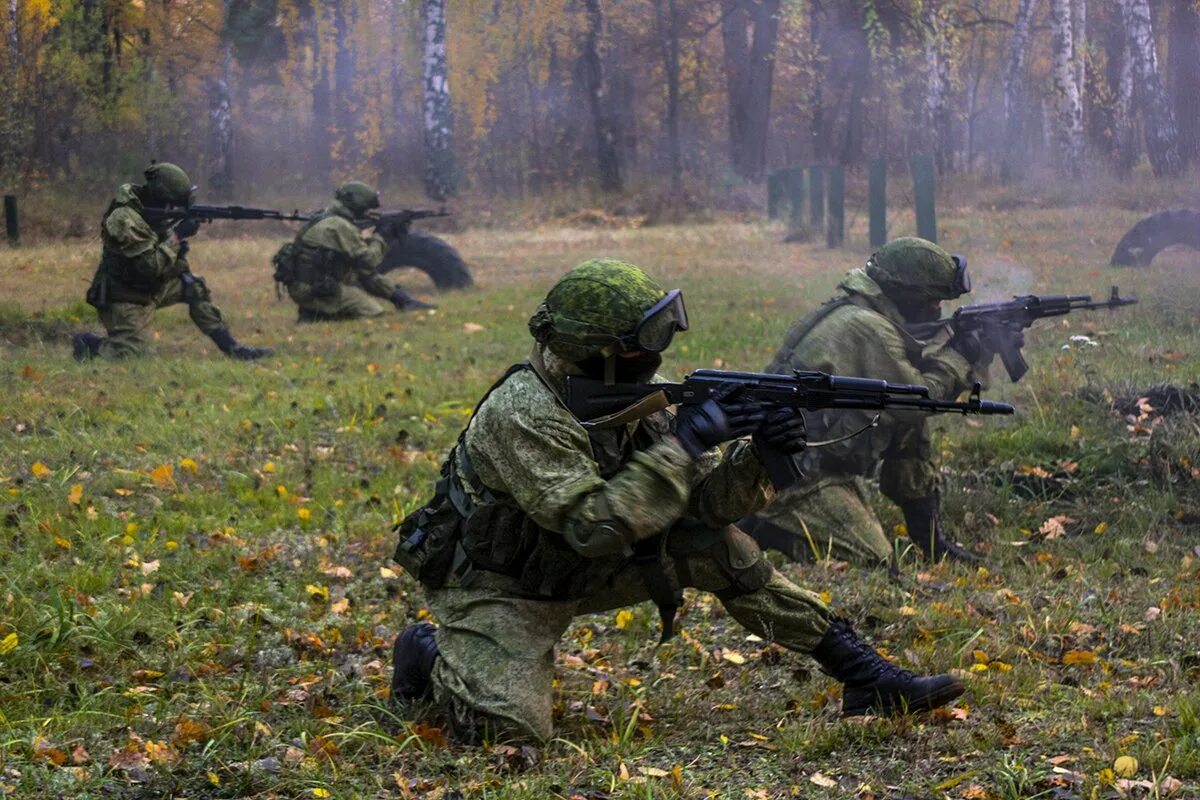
[896,299,942,324]
[577,352,663,384]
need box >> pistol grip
[997,335,1028,382]
[756,442,804,491]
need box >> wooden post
[911,154,937,242]
[869,158,887,248]
[785,167,805,234]
[767,171,785,220]
[807,165,824,229]
[826,164,844,248]
[3,195,17,246]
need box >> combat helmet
[143,162,195,208]
[528,258,689,363]
[865,237,970,301]
[334,181,381,218]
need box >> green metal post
[911,154,937,243]
[869,158,887,248]
[826,164,844,248]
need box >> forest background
[1,0,1199,220]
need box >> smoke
[969,257,1037,303]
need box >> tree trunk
[311,9,332,180]
[206,47,235,198]
[1121,0,1183,176]
[579,0,621,192]
[922,0,952,172]
[721,0,780,181]
[333,0,357,169]
[1050,0,1084,177]
[1072,0,1087,113]
[654,0,682,191]
[421,0,456,199]
[1001,0,1038,182]
[1168,0,1200,165]
[6,0,16,72]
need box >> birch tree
[1001,0,1037,182]
[1121,0,1182,176]
[1049,0,1084,177]
[922,0,952,172]
[206,0,235,198]
[421,0,455,199]
[1168,0,1200,165]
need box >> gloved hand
[947,328,987,364]
[375,216,405,243]
[173,217,202,240]
[674,385,764,459]
[753,406,807,456]
[175,240,191,259]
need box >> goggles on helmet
[952,255,971,295]
[616,288,689,352]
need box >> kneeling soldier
[276,181,433,322]
[389,258,965,744]
[73,163,273,361]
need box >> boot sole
[842,676,965,718]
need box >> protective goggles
[617,288,689,353]
[952,254,971,295]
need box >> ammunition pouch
[392,475,466,590]
[272,242,297,285]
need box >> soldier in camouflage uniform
[72,163,273,361]
[389,258,965,744]
[275,181,433,322]
[740,238,993,567]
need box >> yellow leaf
[31,461,51,480]
[125,522,139,535]
[276,485,288,499]
[1154,705,1168,717]
[1069,424,1081,439]
[898,605,918,616]
[379,567,397,579]
[262,461,276,473]
[819,591,833,604]
[306,584,329,602]
[207,772,220,786]
[1113,756,1138,778]
[297,508,312,522]
[1062,649,1100,666]
[808,772,838,788]
[972,649,990,664]
[179,458,198,474]
[330,598,350,615]
[0,632,18,654]
[968,663,989,673]
[149,464,174,486]
[615,609,634,629]
[1098,768,1115,785]
[416,608,432,621]
[312,789,330,798]
[990,661,1013,672]
[53,534,72,550]
[722,650,747,665]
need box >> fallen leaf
[1062,649,1100,666]
[179,458,199,474]
[615,610,633,630]
[1113,756,1138,777]
[721,650,746,665]
[809,773,837,788]
[31,461,51,480]
[462,322,485,333]
[140,559,160,576]
[149,464,174,486]
[67,484,83,505]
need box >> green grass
[1,206,1200,798]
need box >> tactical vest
[91,200,171,306]
[395,363,675,599]
[282,214,351,295]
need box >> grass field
[2,203,1200,799]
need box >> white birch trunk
[1050,0,1084,176]
[1002,0,1038,181]
[7,0,17,72]
[923,0,951,169]
[1121,0,1182,176]
[421,0,455,199]
[1072,0,1086,109]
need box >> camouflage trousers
[423,525,832,743]
[288,283,387,320]
[96,276,224,359]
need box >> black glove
[375,216,405,243]
[753,406,808,456]
[947,329,986,363]
[674,385,763,459]
[173,217,201,240]
[175,240,190,259]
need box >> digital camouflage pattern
[749,268,976,565]
[333,181,381,217]
[142,162,195,207]
[530,258,668,361]
[85,183,225,358]
[423,342,833,742]
[283,199,397,319]
[866,237,965,301]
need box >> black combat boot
[900,492,983,565]
[391,622,439,704]
[390,289,436,312]
[296,307,324,324]
[72,333,103,361]
[207,326,274,361]
[812,618,964,717]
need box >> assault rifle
[141,204,311,226]
[905,287,1137,382]
[565,368,1013,489]
[359,208,451,237]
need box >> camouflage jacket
[452,343,774,598]
[91,184,187,304]
[767,269,975,488]
[291,201,393,299]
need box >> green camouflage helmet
[528,258,678,362]
[334,181,381,217]
[143,162,195,208]
[865,237,969,301]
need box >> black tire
[1110,208,1200,266]
[379,231,473,290]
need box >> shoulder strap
[765,296,853,373]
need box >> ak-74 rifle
[141,204,312,226]
[564,368,1013,489]
[905,286,1138,382]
